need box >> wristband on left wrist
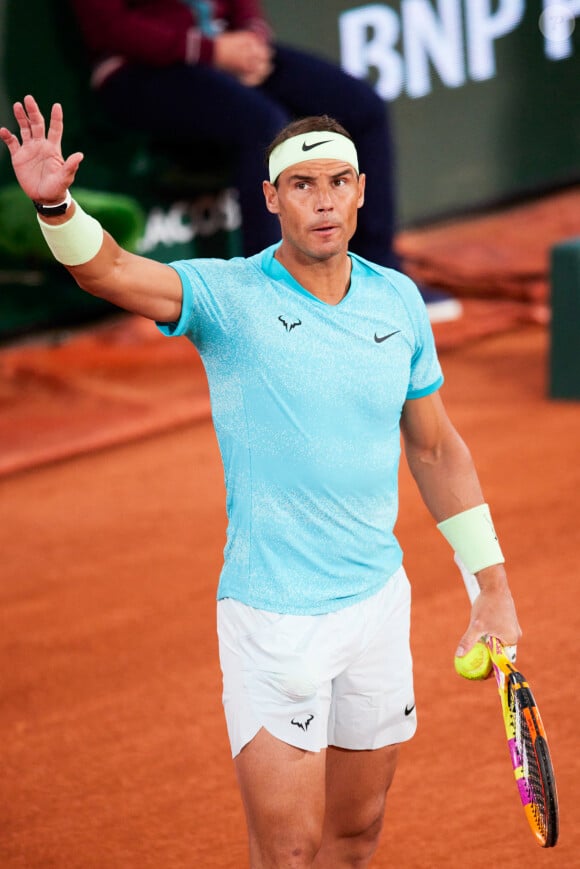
[437,503,504,574]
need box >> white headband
[268,132,359,183]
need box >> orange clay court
[1,196,579,867]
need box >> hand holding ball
[454,640,492,680]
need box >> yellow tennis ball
[454,641,492,680]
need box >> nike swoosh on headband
[301,140,333,152]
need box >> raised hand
[0,95,84,204]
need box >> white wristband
[437,503,504,574]
[37,200,104,266]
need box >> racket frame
[454,555,559,847]
[486,636,559,848]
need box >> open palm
[0,95,83,203]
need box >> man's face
[263,160,365,263]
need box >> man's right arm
[0,95,182,324]
[43,203,183,324]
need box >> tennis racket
[486,635,559,847]
[455,555,559,847]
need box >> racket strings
[511,682,557,846]
[517,710,545,822]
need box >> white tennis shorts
[217,566,417,757]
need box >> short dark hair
[265,115,353,171]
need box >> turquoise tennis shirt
[158,244,443,614]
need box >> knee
[345,818,383,869]
[239,101,290,149]
[249,827,322,868]
[352,812,385,861]
[335,801,386,866]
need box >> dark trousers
[98,43,399,267]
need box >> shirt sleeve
[229,0,273,40]
[156,258,231,352]
[69,0,212,67]
[398,274,444,399]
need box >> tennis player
[1,96,521,868]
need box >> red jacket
[69,0,272,70]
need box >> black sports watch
[33,189,72,216]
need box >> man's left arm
[400,390,521,655]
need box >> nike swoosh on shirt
[302,140,332,151]
[374,330,401,343]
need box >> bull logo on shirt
[278,315,302,332]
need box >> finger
[23,94,46,140]
[251,45,270,65]
[503,644,517,663]
[455,630,486,657]
[0,128,22,156]
[12,101,32,141]
[22,94,40,112]
[61,151,84,187]
[46,103,64,147]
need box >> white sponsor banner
[138,188,242,254]
[339,0,578,100]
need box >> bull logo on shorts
[291,713,314,731]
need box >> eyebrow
[287,167,357,183]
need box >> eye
[333,177,348,187]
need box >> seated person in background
[69,0,460,321]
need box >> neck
[275,244,352,305]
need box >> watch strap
[33,189,72,216]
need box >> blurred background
[0,0,578,339]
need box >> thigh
[323,743,399,839]
[263,43,385,128]
[235,727,327,864]
[98,63,288,145]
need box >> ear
[357,173,366,209]
[263,180,281,215]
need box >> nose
[315,184,334,212]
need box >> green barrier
[0,184,146,337]
[0,186,145,262]
[0,0,241,339]
[549,239,580,399]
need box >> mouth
[311,223,339,235]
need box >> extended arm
[0,96,182,323]
[400,390,521,654]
